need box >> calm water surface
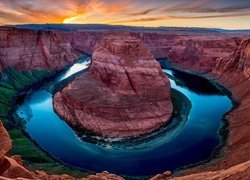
[17,59,232,176]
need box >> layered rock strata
[53,33,173,138]
[0,28,81,71]
[153,37,250,178]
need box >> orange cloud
[109,12,250,24]
[88,0,130,14]
[1,0,250,29]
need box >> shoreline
[158,58,239,175]
[1,57,91,178]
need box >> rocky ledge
[53,33,173,138]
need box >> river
[17,57,232,176]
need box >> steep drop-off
[53,33,173,138]
[0,28,81,71]
[152,37,250,179]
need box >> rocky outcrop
[0,121,11,160]
[0,121,34,179]
[53,33,173,138]
[167,36,242,72]
[83,171,124,180]
[0,28,81,71]
[215,38,250,76]
[151,160,250,180]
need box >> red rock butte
[53,33,173,138]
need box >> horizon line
[2,23,250,31]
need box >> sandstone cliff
[0,28,81,71]
[0,121,34,179]
[53,33,173,138]
[152,36,250,179]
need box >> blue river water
[17,59,232,176]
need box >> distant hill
[4,24,217,33]
[3,24,250,35]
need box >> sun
[63,16,79,24]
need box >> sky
[0,0,250,29]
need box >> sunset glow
[63,16,81,24]
[1,0,250,29]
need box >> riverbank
[153,55,250,179]
[59,87,191,151]
[158,59,238,174]
[0,57,91,178]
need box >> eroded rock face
[151,160,250,180]
[83,171,124,180]
[53,33,173,138]
[0,122,11,160]
[0,122,34,179]
[0,28,81,71]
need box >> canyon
[0,25,249,179]
[53,33,173,138]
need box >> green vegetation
[8,129,89,177]
[0,68,54,120]
[0,67,90,177]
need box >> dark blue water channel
[17,58,232,176]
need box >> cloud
[109,12,250,24]
[127,8,157,16]
[87,0,130,14]
[171,12,250,19]
[163,0,250,14]
[0,0,129,24]
[0,0,72,24]
[163,0,213,12]
[0,0,250,29]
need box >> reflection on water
[56,59,90,82]
[17,60,232,176]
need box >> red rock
[0,28,81,71]
[167,160,250,180]
[0,121,11,160]
[0,156,34,179]
[163,171,172,177]
[0,122,33,179]
[53,33,173,138]
[10,155,23,166]
[33,170,76,180]
[83,171,124,180]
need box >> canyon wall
[0,28,81,71]
[0,27,245,74]
[149,36,250,179]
